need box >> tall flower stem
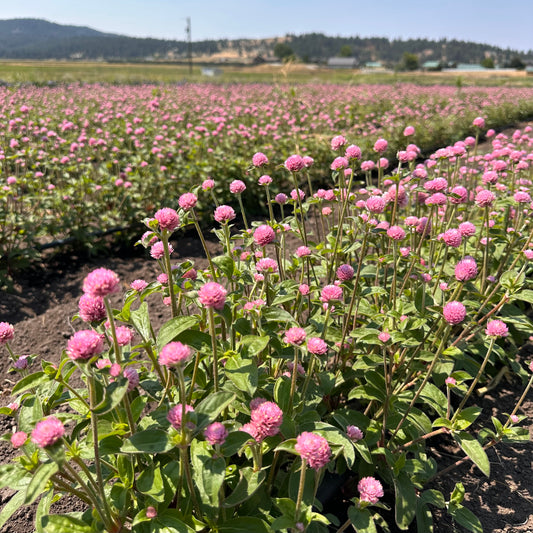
[191,209,217,280]
[288,346,300,416]
[294,459,307,527]
[480,206,490,294]
[161,231,178,317]
[208,307,219,392]
[237,194,249,231]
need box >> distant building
[526,66,533,76]
[327,57,358,69]
[201,67,223,77]
[421,60,441,71]
[364,61,383,69]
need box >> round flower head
[67,330,105,360]
[256,258,278,273]
[0,322,15,344]
[275,193,288,205]
[346,425,363,442]
[204,422,228,445]
[251,401,283,440]
[366,196,386,213]
[455,257,478,281]
[154,208,180,231]
[475,189,496,207]
[441,229,462,248]
[331,156,349,170]
[284,327,307,345]
[307,337,328,355]
[296,246,311,258]
[229,180,246,194]
[202,178,215,191]
[450,185,468,204]
[159,341,192,366]
[473,116,485,128]
[443,301,466,325]
[150,241,172,259]
[146,507,157,519]
[167,404,195,430]
[31,417,65,448]
[485,319,508,338]
[78,294,106,323]
[83,268,120,297]
[198,282,227,310]
[115,326,134,347]
[123,367,139,391]
[295,432,331,470]
[291,188,305,201]
[252,152,268,167]
[345,144,362,159]
[358,476,384,504]
[214,205,236,223]
[320,284,343,303]
[178,192,197,210]
[258,175,272,186]
[331,135,347,150]
[336,264,354,281]
[458,222,476,237]
[373,138,388,153]
[253,225,275,246]
[387,225,406,241]
[284,154,304,172]
[11,431,27,448]
[302,156,314,168]
[378,331,391,343]
[403,125,415,136]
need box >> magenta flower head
[403,125,415,136]
[254,224,276,246]
[473,116,485,128]
[178,192,198,210]
[441,229,462,248]
[455,257,478,282]
[387,225,406,241]
[229,179,246,194]
[284,327,307,345]
[198,282,227,310]
[115,326,134,346]
[252,152,269,167]
[154,207,180,231]
[251,400,283,440]
[320,284,343,303]
[296,246,311,258]
[0,322,15,344]
[167,404,195,430]
[83,268,120,297]
[258,175,272,186]
[443,301,466,325]
[214,205,236,223]
[202,178,215,191]
[78,294,106,322]
[31,416,65,448]
[284,154,304,172]
[256,258,278,273]
[346,425,364,442]
[475,189,495,207]
[204,422,228,445]
[307,337,328,355]
[373,138,388,153]
[336,264,354,281]
[303,156,314,168]
[130,279,148,291]
[295,432,331,470]
[150,241,173,259]
[345,144,362,160]
[358,476,384,504]
[331,135,347,150]
[11,431,27,449]
[159,341,192,367]
[67,330,105,360]
[331,156,349,171]
[365,196,386,213]
[485,319,509,338]
[275,193,288,205]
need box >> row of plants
[2,82,533,285]
[1,121,533,532]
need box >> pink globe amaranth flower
[251,401,283,440]
[331,156,349,170]
[150,241,173,259]
[425,192,447,206]
[387,225,406,241]
[345,144,362,159]
[229,179,246,194]
[378,331,391,343]
[346,425,363,442]
[473,116,485,128]
[322,207,332,216]
[291,188,305,201]
[361,160,375,171]
[11,431,27,448]
[358,476,384,504]
[331,135,347,150]
[130,279,148,291]
[485,319,509,338]
[455,257,478,281]
[450,185,468,204]
[67,330,105,360]
[445,376,457,386]
[295,432,331,470]
[258,175,272,186]
[204,422,228,445]
[284,327,307,345]
[425,179,448,193]
[159,341,192,366]
[198,282,227,310]
[182,268,197,281]
[307,337,328,355]
[178,192,197,210]
[123,367,139,391]
[82,268,120,297]
[373,138,388,153]
[31,417,65,448]
[302,156,314,168]
[275,192,288,204]
[202,178,215,191]
[403,125,415,136]
[336,264,354,281]
[296,246,311,258]
[256,258,278,273]
[0,322,15,344]
[475,189,496,207]
[443,301,466,325]
[284,154,304,172]
[157,273,168,285]
[442,229,462,248]
[514,191,531,203]
[154,208,180,231]
[252,152,268,167]
[524,249,533,260]
[299,283,310,295]
[254,224,275,246]
[146,507,157,519]
[458,222,476,237]
[240,422,260,441]
[366,196,386,213]
[321,284,343,303]
[167,404,195,430]
[214,205,236,223]
[115,326,134,347]
[13,355,29,370]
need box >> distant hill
[0,18,531,66]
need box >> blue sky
[1,0,532,52]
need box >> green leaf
[40,514,93,533]
[213,254,235,279]
[225,356,258,396]
[415,501,433,533]
[240,335,270,356]
[418,382,447,417]
[12,371,51,395]
[194,391,235,430]
[420,489,445,509]
[25,461,59,505]
[222,467,266,507]
[220,431,252,456]
[131,302,152,342]
[156,316,199,350]
[262,307,296,324]
[153,509,195,532]
[274,376,292,412]
[35,490,54,533]
[450,482,465,505]
[448,504,483,533]
[347,506,377,533]
[453,406,482,430]
[122,429,173,454]
[137,466,165,502]
[512,289,533,304]
[394,472,416,530]
[275,438,298,455]
[218,517,271,533]
[93,378,130,415]
[454,432,490,477]
[0,490,25,530]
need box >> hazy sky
[1,0,532,52]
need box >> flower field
[1,82,533,533]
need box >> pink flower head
[178,192,197,210]
[204,422,228,445]
[425,193,447,206]
[214,205,236,223]
[345,144,362,159]
[123,367,139,391]
[441,229,462,248]
[252,152,268,167]
[514,191,531,204]
[373,138,388,153]
[450,186,468,204]
[250,400,283,440]
[485,319,509,338]
[130,279,148,291]
[256,258,278,273]
[78,294,106,322]
[475,189,496,207]
[358,476,384,504]
[150,241,172,259]
[303,156,314,168]
[284,154,304,172]
[295,432,331,470]
[455,257,478,281]
[229,180,246,194]
[115,326,134,346]
[154,208,180,231]
[473,117,485,128]
[258,175,272,186]
[361,160,375,171]
[307,337,328,355]
[443,301,466,325]
[167,404,195,430]
[331,135,347,150]
[198,282,227,310]
[146,507,157,519]
[202,178,215,191]
[83,268,120,297]
[445,376,457,386]
[378,331,391,343]
[275,193,288,204]
[387,225,406,241]
[254,224,275,246]
[159,341,192,366]
[11,431,27,448]
[284,327,307,345]
[346,426,363,442]
[296,246,311,258]
[366,196,386,213]
[331,156,349,170]
[31,417,65,448]
[403,126,415,136]
[299,283,310,295]
[458,222,476,237]
[320,284,343,303]
[291,188,305,201]
[0,322,15,344]
[67,330,104,360]
[336,264,354,281]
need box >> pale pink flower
[345,144,362,159]
[302,156,314,167]
[307,337,328,355]
[198,282,227,310]
[159,341,192,366]
[387,225,406,241]
[299,284,310,295]
[146,507,157,519]
[373,138,388,153]
[296,246,311,258]
[167,404,195,430]
[441,229,462,248]
[443,301,466,325]
[485,319,508,337]
[284,154,304,172]
[11,431,27,448]
[295,432,331,470]
[403,126,415,136]
[123,367,139,391]
[154,208,180,231]
[320,284,343,303]
[346,426,363,442]
[331,135,347,150]
[378,332,391,343]
[458,222,476,237]
[115,326,134,346]
[251,401,283,441]
[214,205,236,223]
[67,330,104,360]
[31,417,65,448]
[252,152,268,167]
[445,376,457,386]
[331,156,349,170]
[455,257,478,281]
[0,322,15,344]
[82,268,120,297]
[130,279,148,291]
[178,192,197,210]
[256,258,278,273]
[150,241,171,259]
[204,422,228,445]
[202,179,215,191]
[258,175,272,186]
[473,117,485,128]
[475,189,495,207]
[284,327,307,345]
[229,180,246,194]
[358,476,384,504]
[275,193,288,204]
[366,196,386,213]
[254,225,275,246]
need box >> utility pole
[186,17,192,75]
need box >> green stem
[192,210,218,281]
[208,307,219,392]
[161,231,179,317]
[294,459,307,526]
